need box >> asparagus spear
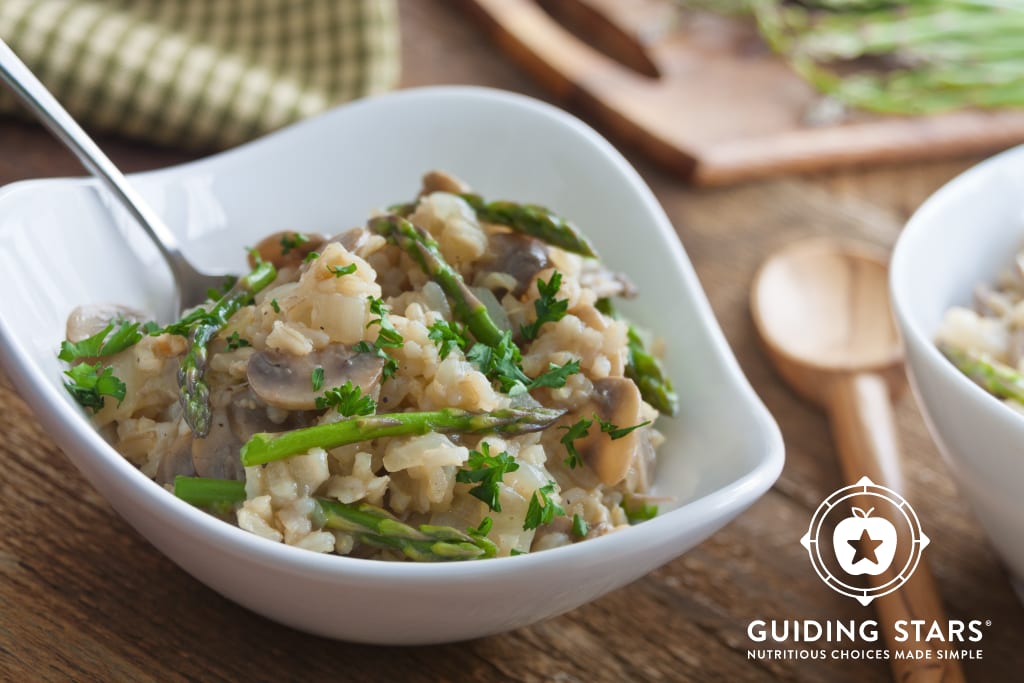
[173,477,497,561]
[939,343,1024,404]
[240,406,566,466]
[178,260,277,437]
[314,499,498,561]
[595,298,679,416]
[367,215,506,346]
[459,194,598,258]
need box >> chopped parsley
[326,263,357,277]
[270,298,281,313]
[520,271,569,341]
[510,549,526,556]
[311,366,325,391]
[314,380,376,416]
[595,416,651,440]
[572,514,589,538]
[302,250,320,264]
[427,319,468,360]
[523,481,565,530]
[206,275,238,302]
[225,331,251,350]
[467,331,579,396]
[466,516,493,539]
[353,296,403,380]
[559,416,593,469]
[62,362,126,411]
[58,320,143,362]
[455,442,520,512]
[279,232,309,255]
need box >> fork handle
[0,38,194,305]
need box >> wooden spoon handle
[827,373,966,683]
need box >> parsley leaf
[354,295,404,380]
[520,271,568,341]
[280,232,309,255]
[62,362,126,411]
[455,442,520,512]
[572,513,589,538]
[270,298,281,313]
[427,319,468,360]
[559,416,592,469]
[595,416,651,440]
[59,320,143,362]
[466,331,530,395]
[510,549,526,556]
[314,380,376,416]
[225,331,251,350]
[527,359,580,390]
[523,481,565,530]
[466,516,493,539]
[311,366,325,391]
[303,251,320,264]
[326,263,357,277]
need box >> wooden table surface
[1,2,1022,681]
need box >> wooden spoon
[751,238,965,683]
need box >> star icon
[848,529,884,564]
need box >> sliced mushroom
[479,232,551,298]
[579,264,638,300]
[1009,327,1024,368]
[248,231,328,270]
[576,377,645,486]
[246,344,385,410]
[154,429,196,485]
[66,303,147,343]
[191,386,313,480]
[419,169,471,196]
[328,226,371,255]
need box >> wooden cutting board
[461,0,1024,185]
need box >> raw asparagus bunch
[368,215,506,346]
[939,343,1024,404]
[749,0,1024,114]
[173,478,497,561]
[596,299,679,416]
[458,194,599,258]
[240,406,566,466]
[178,260,277,437]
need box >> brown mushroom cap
[577,377,645,486]
[247,231,328,270]
[65,303,147,343]
[479,232,552,298]
[246,344,385,411]
[419,170,471,196]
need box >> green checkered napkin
[0,0,400,149]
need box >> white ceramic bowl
[892,145,1024,597]
[0,86,783,644]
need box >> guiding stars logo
[801,477,930,605]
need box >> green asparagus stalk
[459,194,598,258]
[173,477,497,561]
[368,215,506,346]
[314,499,498,561]
[595,298,679,416]
[240,406,566,466]
[178,260,277,437]
[939,343,1024,404]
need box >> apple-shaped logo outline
[800,476,930,606]
[832,506,898,576]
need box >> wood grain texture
[0,1,1022,681]
[460,0,1024,186]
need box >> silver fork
[0,38,229,315]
